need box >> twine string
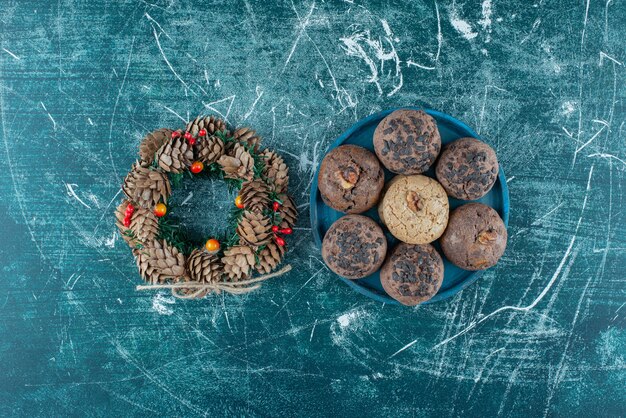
[136,264,291,298]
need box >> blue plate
[310,107,510,305]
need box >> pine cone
[262,150,289,193]
[114,200,159,249]
[237,212,272,247]
[135,239,187,284]
[187,249,223,283]
[256,242,285,274]
[122,162,171,209]
[233,127,261,151]
[222,245,256,281]
[139,128,173,164]
[156,136,193,173]
[239,179,270,212]
[218,143,255,181]
[195,135,225,164]
[278,194,297,229]
[186,115,230,137]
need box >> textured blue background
[0,0,624,416]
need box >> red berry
[273,201,280,211]
[123,219,131,227]
[190,161,204,174]
[188,138,196,146]
[198,129,207,137]
[271,225,279,233]
[171,131,180,139]
[275,236,286,246]
[280,227,293,235]
[184,132,193,140]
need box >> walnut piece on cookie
[380,175,449,244]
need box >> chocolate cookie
[322,215,387,279]
[379,175,449,244]
[440,203,507,270]
[380,243,444,306]
[318,145,385,214]
[373,109,441,174]
[435,137,499,200]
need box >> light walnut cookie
[380,175,449,244]
[378,175,405,227]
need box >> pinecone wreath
[115,115,296,299]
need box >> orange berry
[154,203,167,217]
[235,195,244,209]
[205,238,220,253]
[190,161,204,174]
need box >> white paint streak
[587,153,626,167]
[336,309,365,328]
[406,1,441,70]
[152,293,174,316]
[273,265,325,318]
[161,104,187,123]
[575,125,606,157]
[282,1,316,72]
[149,20,191,93]
[2,48,20,60]
[339,19,403,96]
[450,8,477,40]
[309,319,317,342]
[180,192,193,206]
[478,0,493,36]
[599,51,623,66]
[243,86,264,120]
[203,95,236,123]
[64,183,92,209]
[561,101,576,116]
[108,37,135,179]
[389,339,418,358]
[532,202,564,225]
[40,102,56,130]
[104,232,116,248]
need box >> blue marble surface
[0,0,624,416]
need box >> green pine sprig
[156,217,198,256]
